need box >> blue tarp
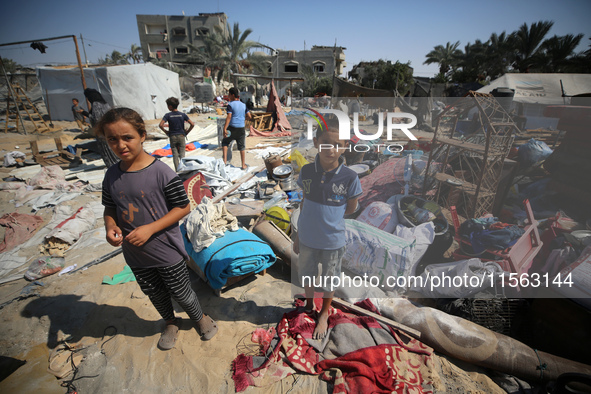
[181,225,276,289]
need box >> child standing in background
[159,97,194,172]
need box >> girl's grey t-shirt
[102,159,190,268]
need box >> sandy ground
[0,114,506,393]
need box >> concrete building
[269,46,346,79]
[136,13,227,63]
[252,45,346,94]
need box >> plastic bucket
[265,206,290,232]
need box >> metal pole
[0,56,26,134]
[0,34,79,47]
[80,34,89,65]
[45,89,54,128]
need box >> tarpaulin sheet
[181,226,275,289]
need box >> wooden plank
[225,199,264,217]
[332,298,422,340]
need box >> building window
[313,62,325,73]
[175,47,188,54]
[149,43,169,59]
[196,27,209,36]
[284,62,298,73]
[265,61,273,73]
[172,27,186,36]
[145,24,166,35]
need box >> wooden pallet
[250,112,273,131]
[30,137,83,168]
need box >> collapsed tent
[249,80,292,137]
[36,63,181,121]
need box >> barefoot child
[98,107,217,350]
[293,119,362,339]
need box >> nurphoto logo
[304,107,418,153]
[304,108,418,141]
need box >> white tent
[477,73,591,105]
[37,63,181,121]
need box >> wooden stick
[331,298,422,340]
[69,248,122,274]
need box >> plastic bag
[517,138,553,168]
[289,149,309,173]
[24,256,65,281]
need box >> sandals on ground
[158,319,180,350]
[197,315,218,341]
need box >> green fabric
[102,265,136,285]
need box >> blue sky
[1,0,590,77]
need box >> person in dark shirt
[71,98,89,132]
[99,107,217,350]
[159,97,195,172]
[84,88,119,168]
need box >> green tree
[211,22,259,84]
[127,44,143,64]
[0,58,22,73]
[110,50,129,65]
[187,33,225,80]
[100,50,130,65]
[452,39,489,83]
[188,22,259,85]
[563,38,591,73]
[356,60,413,95]
[536,34,584,72]
[423,41,462,78]
[512,20,554,72]
[149,58,189,77]
[485,31,515,78]
[298,64,333,96]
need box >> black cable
[60,326,118,393]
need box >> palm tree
[212,22,259,84]
[536,34,583,72]
[485,31,514,78]
[512,20,554,72]
[187,33,226,81]
[127,44,143,64]
[424,41,462,77]
[456,39,488,81]
[149,58,189,77]
[102,50,129,65]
